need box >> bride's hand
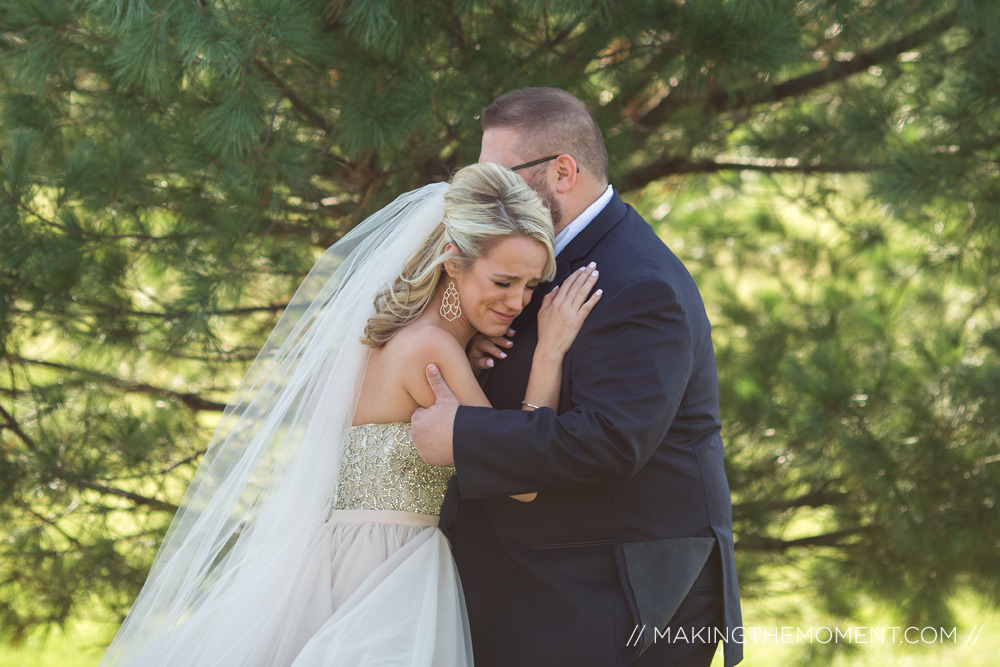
[536,262,602,358]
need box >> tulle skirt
[288,509,473,666]
[119,509,473,666]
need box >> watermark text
[626,624,985,647]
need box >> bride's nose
[505,289,527,313]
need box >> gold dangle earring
[440,281,462,322]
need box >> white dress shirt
[553,184,614,257]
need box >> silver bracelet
[521,400,541,410]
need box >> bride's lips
[491,309,517,324]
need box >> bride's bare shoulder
[380,321,490,408]
[384,321,465,362]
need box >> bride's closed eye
[493,281,540,290]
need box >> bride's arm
[402,329,546,502]
[521,264,602,412]
[508,265,602,502]
[396,335,527,505]
[402,328,494,409]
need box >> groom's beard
[525,173,563,231]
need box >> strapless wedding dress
[282,422,472,667]
[125,422,473,666]
[286,421,472,666]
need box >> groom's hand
[467,328,515,374]
[412,364,458,466]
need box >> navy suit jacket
[442,191,742,666]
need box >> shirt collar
[553,184,614,257]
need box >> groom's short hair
[481,87,609,183]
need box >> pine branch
[280,204,353,223]
[618,156,883,192]
[639,8,959,128]
[21,191,341,245]
[764,489,849,512]
[0,403,37,457]
[38,218,197,243]
[253,60,331,134]
[44,20,115,45]
[271,222,343,247]
[141,347,261,364]
[0,404,178,512]
[8,356,228,412]
[31,299,289,321]
[12,196,199,243]
[68,475,179,512]
[732,488,850,515]
[738,527,871,552]
[449,3,467,53]
[24,505,88,551]
[528,17,578,62]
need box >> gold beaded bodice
[332,422,455,516]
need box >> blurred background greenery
[1,1,998,664]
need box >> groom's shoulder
[592,205,710,321]
[603,206,686,281]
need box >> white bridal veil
[99,183,450,666]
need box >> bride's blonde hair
[363,162,556,347]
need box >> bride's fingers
[578,288,603,316]
[571,267,600,310]
[564,262,595,288]
[557,266,586,297]
[556,263,594,303]
[540,285,559,312]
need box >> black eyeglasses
[509,154,580,173]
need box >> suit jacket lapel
[516,188,630,324]
[552,189,629,285]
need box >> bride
[99,162,601,666]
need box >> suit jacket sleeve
[453,276,694,499]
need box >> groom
[413,87,742,667]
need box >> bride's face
[448,236,548,337]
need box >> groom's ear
[554,154,578,193]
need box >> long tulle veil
[99,182,449,665]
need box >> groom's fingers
[467,335,509,369]
[426,364,459,405]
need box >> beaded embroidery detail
[333,422,454,516]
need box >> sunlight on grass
[6,594,994,667]
[0,623,103,667]
[708,590,997,666]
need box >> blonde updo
[363,162,556,347]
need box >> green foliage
[1,0,998,659]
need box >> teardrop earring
[440,281,462,322]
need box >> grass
[709,590,997,666]
[0,623,104,667]
[3,594,994,666]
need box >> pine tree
[1,0,998,652]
